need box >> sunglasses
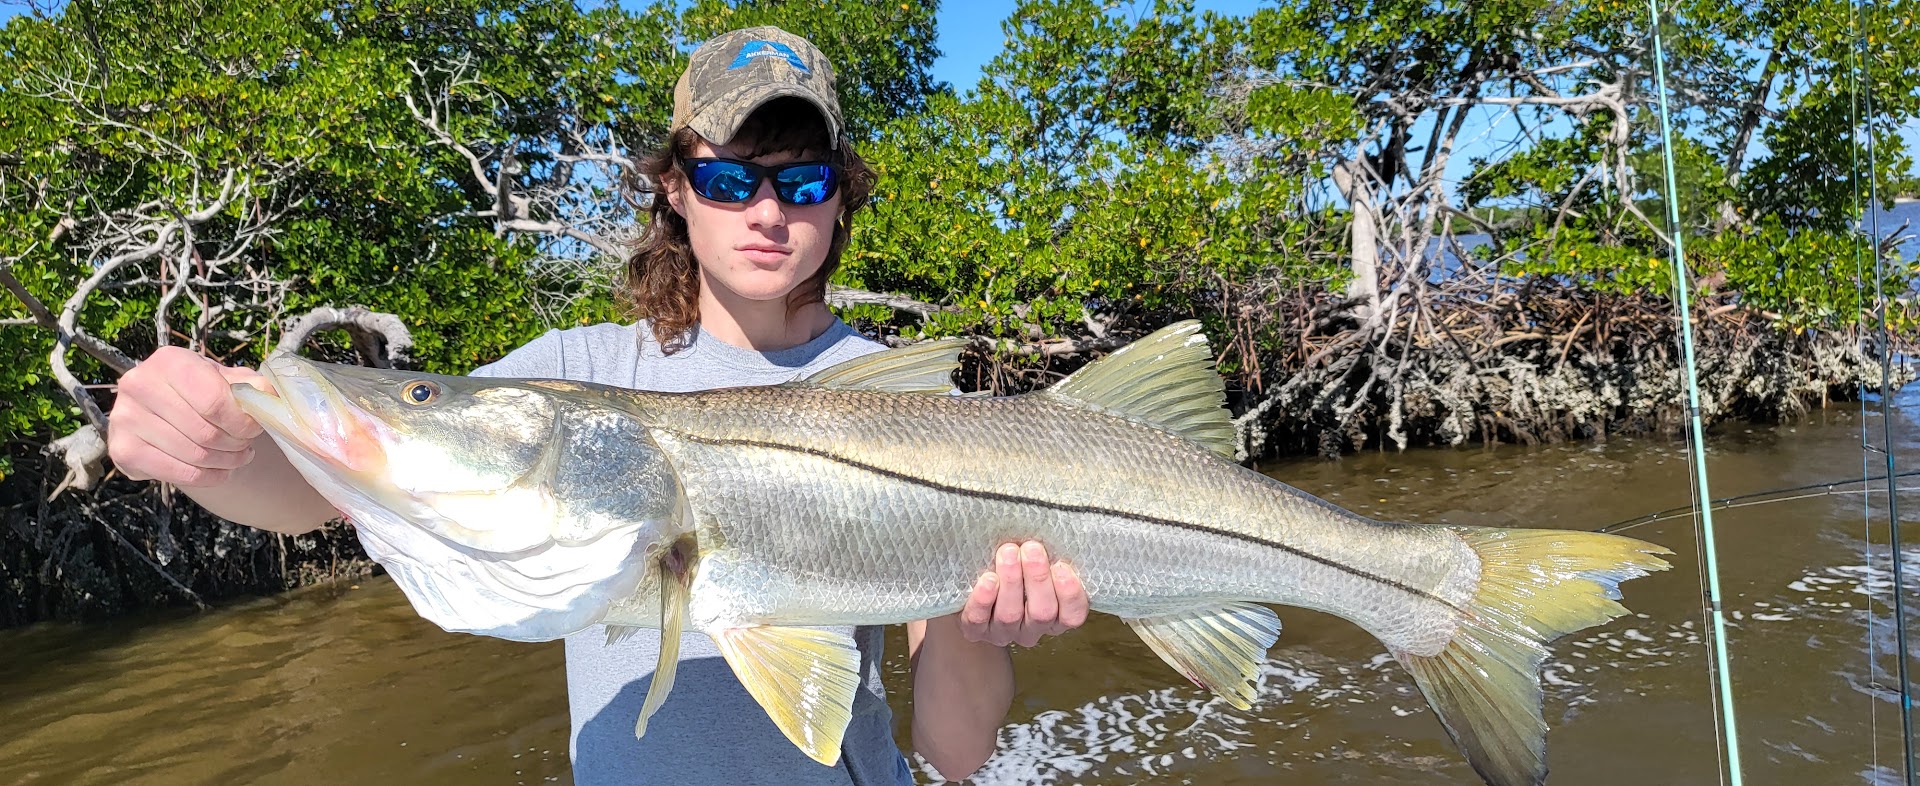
[678,158,841,205]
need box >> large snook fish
[233,322,1670,786]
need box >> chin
[722,265,817,302]
[725,277,804,302]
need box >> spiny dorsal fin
[1043,320,1235,458]
[801,339,965,394]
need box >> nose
[744,180,786,230]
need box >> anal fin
[712,625,862,766]
[1126,602,1281,709]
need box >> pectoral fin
[632,557,691,738]
[1126,602,1281,709]
[711,625,862,766]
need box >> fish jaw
[234,355,685,641]
[245,355,562,554]
[240,356,517,549]
[242,354,393,476]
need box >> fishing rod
[1646,3,1743,783]
[1595,470,1920,535]
[1853,0,1916,773]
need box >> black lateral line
[674,433,1458,610]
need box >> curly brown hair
[619,97,876,353]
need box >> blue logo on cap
[728,41,810,73]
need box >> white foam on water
[1782,549,1920,622]
[912,620,1713,785]
[912,650,1378,784]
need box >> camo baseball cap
[671,26,844,150]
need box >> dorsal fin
[1043,320,1236,458]
[802,338,965,394]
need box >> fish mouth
[233,354,391,476]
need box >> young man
[105,26,1085,784]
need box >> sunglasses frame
[677,157,842,206]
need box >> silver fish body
[630,387,1473,656]
[237,321,1669,786]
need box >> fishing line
[1852,0,1917,775]
[1843,0,1896,778]
[1646,3,1743,783]
[1602,487,1920,532]
[1595,470,1920,535]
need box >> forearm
[181,435,337,535]
[908,614,1014,779]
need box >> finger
[111,440,234,487]
[218,364,276,395]
[1019,540,1058,628]
[168,365,263,441]
[958,573,998,643]
[1052,561,1090,632]
[106,425,153,481]
[991,543,1024,646]
[137,383,255,452]
[122,408,256,470]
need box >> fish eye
[402,381,440,405]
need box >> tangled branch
[275,306,415,368]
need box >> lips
[738,244,792,265]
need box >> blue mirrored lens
[690,162,756,202]
[687,160,837,204]
[774,165,836,205]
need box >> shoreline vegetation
[5,0,1920,624]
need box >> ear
[663,173,686,217]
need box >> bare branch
[980,334,1130,358]
[154,220,195,349]
[0,261,135,373]
[826,284,951,319]
[401,55,646,323]
[498,218,626,259]
[275,306,414,368]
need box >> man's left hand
[958,541,1089,648]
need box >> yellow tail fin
[1395,527,1671,786]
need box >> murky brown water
[4,396,1917,786]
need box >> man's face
[667,137,842,304]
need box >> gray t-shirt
[471,319,913,786]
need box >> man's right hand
[107,346,271,487]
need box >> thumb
[217,363,276,395]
